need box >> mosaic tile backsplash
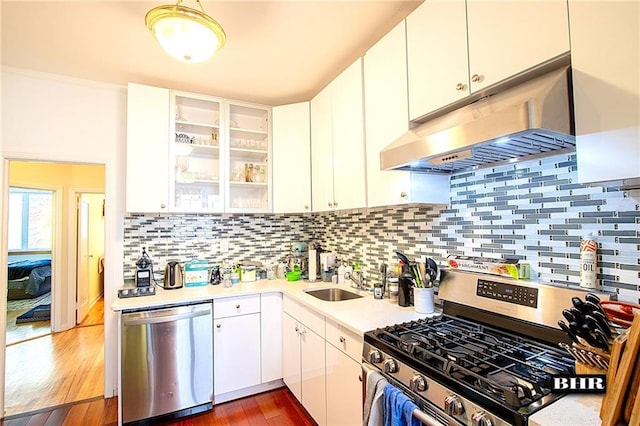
[123,153,640,299]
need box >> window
[8,187,53,251]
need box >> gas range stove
[362,270,599,426]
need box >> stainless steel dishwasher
[121,302,213,424]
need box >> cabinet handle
[236,304,241,309]
[359,375,363,382]
[400,192,407,199]
[471,74,481,83]
[328,202,332,208]
[455,83,465,91]
[304,205,309,210]
[216,324,221,328]
[339,336,346,343]
[295,325,299,333]
[160,203,166,209]
[333,202,338,208]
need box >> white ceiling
[1,1,421,105]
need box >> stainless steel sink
[304,287,363,302]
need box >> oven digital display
[476,279,538,308]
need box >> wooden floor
[6,296,103,346]
[5,293,52,346]
[79,298,105,328]
[0,388,316,426]
[4,299,105,417]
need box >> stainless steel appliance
[121,302,213,424]
[160,260,184,289]
[380,59,575,174]
[362,270,599,426]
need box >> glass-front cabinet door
[170,92,224,212]
[226,102,271,212]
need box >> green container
[286,270,301,282]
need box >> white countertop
[112,279,604,425]
[112,279,438,336]
[529,394,603,426]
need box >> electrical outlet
[220,238,229,253]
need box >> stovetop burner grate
[369,315,575,409]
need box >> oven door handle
[412,408,447,426]
[362,362,447,426]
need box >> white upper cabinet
[407,0,570,121]
[570,0,640,186]
[466,0,570,93]
[125,84,272,213]
[126,83,170,213]
[310,85,334,212]
[170,91,224,213]
[272,102,312,213]
[311,59,367,212]
[226,101,272,212]
[407,0,469,121]
[331,59,366,211]
[364,21,450,207]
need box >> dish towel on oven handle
[363,369,387,426]
[383,383,421,426]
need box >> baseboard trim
[213,380,284,404]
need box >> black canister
[398,274,414,307]
[209,266,222,285]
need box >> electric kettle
[162,261,184,289]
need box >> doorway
[5,186,54,345]
[3,161,106,417]
[75,193,105,325]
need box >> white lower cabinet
[282,312,303,401]
[326,343,362,426]
[282,297,327,425]
[214,296,261,396]
[261,293,283,382]
[282,297,364,426]
[325,318,363,425]
[301,326,327,425]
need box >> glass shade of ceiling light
[145,0,226,63]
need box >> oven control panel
[476,279,538,308]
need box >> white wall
[0,69,127,406]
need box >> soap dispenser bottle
[337,261,346,284]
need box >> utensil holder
[414,287,435,314]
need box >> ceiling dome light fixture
[145,0,226,63]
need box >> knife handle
[558,320,580,344]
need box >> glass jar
[244,163,254,182]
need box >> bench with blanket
[7,258,52,300]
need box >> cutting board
[600,332,628,419]
[624,347,640,422]
[601,313,640,426]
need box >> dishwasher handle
[123,307,211,326]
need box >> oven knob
[409,375,428,392]
[383,359,399,374]
[368,350,382,364]
[444,395,465,416]
[472,411,494,426]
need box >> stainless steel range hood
[380,65,576,173]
